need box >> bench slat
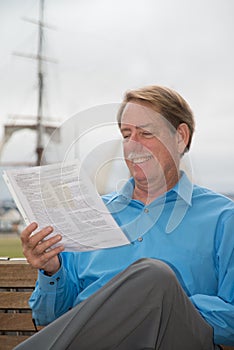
[0,335,30,350]
[0,292,32,309]
[0,313,35,331]
[0,263,37,288]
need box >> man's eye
[141,131,153,138]
[122,134,130,140]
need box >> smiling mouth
[127,154,153,164]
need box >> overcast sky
[0,0,234,195]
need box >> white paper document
[3,160,130,251]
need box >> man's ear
[176,123,190,154]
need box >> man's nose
[125,137,144,152]
[128,131,140,143]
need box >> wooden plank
[0,263,37,288]
[0,292,32,309]
[0,313,35,331]
[0,335,30,350]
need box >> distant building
[0,200,23,233]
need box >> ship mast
[0,0,59,167]
[36,0,45,165]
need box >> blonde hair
[117,85,195,150]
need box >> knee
[132,258,178,288]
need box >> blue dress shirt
[29,173,234,345]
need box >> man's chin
[130,169,150,184]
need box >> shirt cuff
[38,258,66,292]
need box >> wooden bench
[0,259,40,350]
[0,259,233,350]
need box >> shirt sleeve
[29,254,79,325]
[190,211,234,346]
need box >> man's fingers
[34,234,63,256]
[20,223,63,272]
[22,225,53,249]
[28,226,54,248]
[21,222,38,242]
[40,245,64,267]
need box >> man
[16,86,234,349]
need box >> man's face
[120,102,181,185]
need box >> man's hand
[21,222,64,275]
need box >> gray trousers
[14,258,215,350]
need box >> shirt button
[49,281,55,285]
[144,208,149,213]
[137,237,143,242]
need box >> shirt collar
[105,171,193,206]
[171,172,193,206]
